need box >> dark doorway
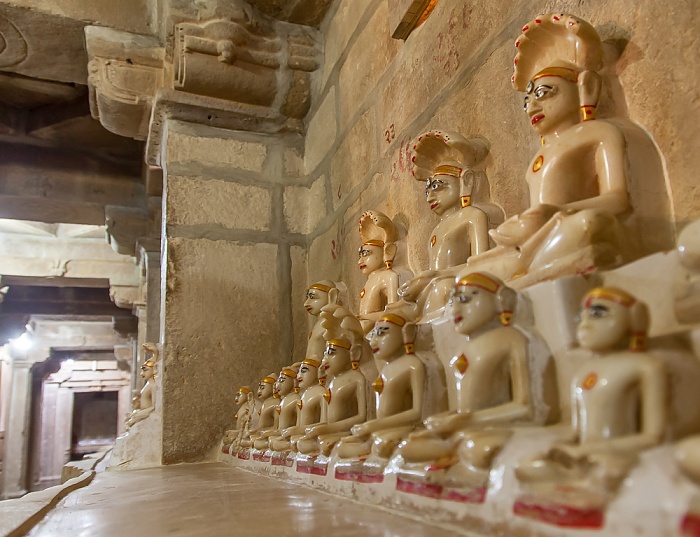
[70,391,119,460]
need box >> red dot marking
[522,25,529,31]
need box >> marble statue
[126,343,158,429]
[395,273,551,500]
[237,373,276,453]
[254,364,300,453]
[222,386,252,451]
[357,211,401,333]
[304,280,341,362]
[270,359,322,453]
[467,14,634,284]
[334,313,424,481]
[515,287,664,523]
[396,130,502,320]
[297,338,368,458]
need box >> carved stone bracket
[85,26,165,141]
[85,4,320,146]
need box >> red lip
[531,114,544,125]
[430,202,438,209]
[305,306,312,311]
[372,347,379,353]
[359,264,367,270]
[453,316,463,323]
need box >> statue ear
[629,301,650,334]
[496,285,517,326]
[328,287,339,304]
[402,322,417,344]
[578,70,602,107]
[350,345,362,363]
[384,243,397,262]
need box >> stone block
[283,147,304,178]
[162,238,282,463]
[165,126,267,173]
[321,0,374,89]
[330,108,376,209]
[304,86,336,174]
[166,175,271,232]
[283,175,327,235]
[338,2,401,130]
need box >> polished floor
[28,463,447,536]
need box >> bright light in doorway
[9,332,33,352]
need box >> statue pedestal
[107,413,162,470]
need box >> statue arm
[561,128,629,215]
[471,341,531,425]
[470,209,491,256]
[385,272,400,305]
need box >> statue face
[523,76,580,135]
[234,392,244,405]
[257,381,273,399]
[358,244,384,275]
[369,321,403,361]
[449,285,499,335]
[577,298,630,352]
[296,363,318,389]
[140,365,154,380]
[425,174,460,216]
[323,345,350,377]
[304,288,329,316]
[275,374,295,396]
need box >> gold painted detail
[360,288,366,298]
[363,239,385,248]
[452,353,470,376]
[324,389,332,404]
[532,155,544,173]
[281,368,297,378]
[499,311,513,327]
[404,342,415,355]
[327,339,351,350]
[309,283,332,292]
[297,400,303,410]
[580,105,597,122]
[432,164,463,178]
[379,313,407,327]
[302,358,321,368]
[351,361,360,370]
[456,272,501,294]
[238,387,252,394]
[582,372,598,390]
[460,195,472,208]
[584,287,636,308]
[373,376,385,395]
[430,235,437,247]
[532,67,579,84]
[261,376,276,384]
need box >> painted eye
[589,305,609,318]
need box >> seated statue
[297,338,368,457]
[467,14,637,285]
[396,273,551,499]
[333,313,424,480]
[271,359,322,453]
[222,386,252,450]
[257,364,300,452]
[304,280,341,362]
[237,373,276,451]
[357,211,402,333]
[515,287,665,521]
[126,343,158,429]
[395,130,502,320]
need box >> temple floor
[26,463,451,536]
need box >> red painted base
[237,448,251,460]
[296,456,326,475]
[442,486,486,504]
[681,513,700,537]
[396,476,443,499]
[514,498,604,529]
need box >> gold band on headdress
[302,358,321,368]
[142,359,155,368]
[327,339,351,350]
[583,287,636,308]
[363,239,385,248]
[261,375,276,384]
[309,283,332,293]
[432,164,463,178]
[378,313,407,327]
[238,387,252,394]
[456,272,501,294]
[281,368,297,378]
[532,67,579,84]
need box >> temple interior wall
[301,0,699,315]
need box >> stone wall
[160,121,311,463]
[301,0,699,315]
